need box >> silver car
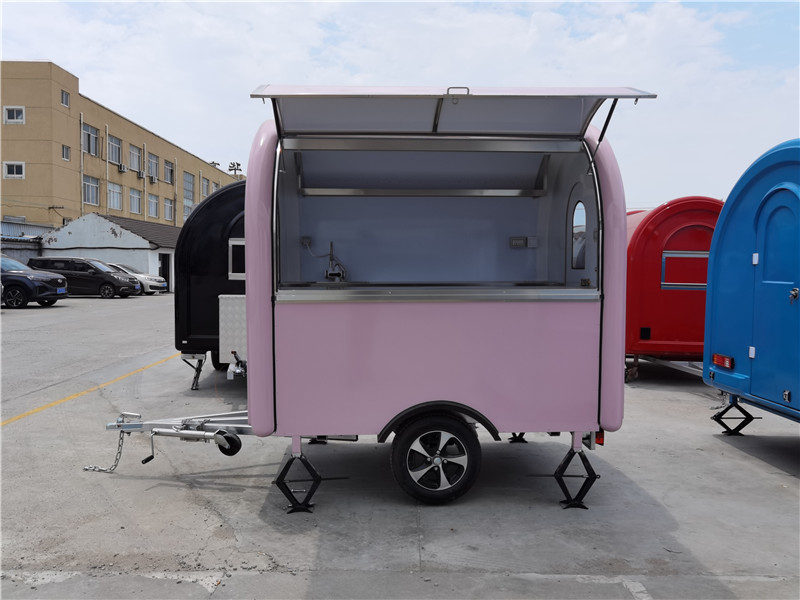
[109,263,168,295]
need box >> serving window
[274,138,599,297]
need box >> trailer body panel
[626,196,723,361]
[243,87,653,438]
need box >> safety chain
[84,430,127,473]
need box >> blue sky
[2,1,798,208]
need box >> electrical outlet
[301,236,312,248]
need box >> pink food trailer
[625,196,723,379]
[91,86,655,511]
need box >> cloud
[2,1,798,208]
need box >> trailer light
[595,429,605,446]
[712,353,735,369]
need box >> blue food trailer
[704,139,800,433]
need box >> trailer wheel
[218,432,242,456]
[390,415,481,505]
[210,351,228,371]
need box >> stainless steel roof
[251,85,656,139]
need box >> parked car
[108,263,167,295]
[1,254,68,308]
[27,256,140,298]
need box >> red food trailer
[625,196,723,379]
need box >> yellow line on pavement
[1,353,181,427]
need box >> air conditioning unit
[149,175,157,184]
[137,170,145,179]
[118,163,128,173]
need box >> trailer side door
[750,184,800,410]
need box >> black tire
[390,414,481,505]
[37,299,57,307]
[218,432,242,456]
[210,350,228,371]
[3,285,29,308]
[99,283,116,299]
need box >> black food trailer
[174,180,246,388]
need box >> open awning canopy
[250,85,656,139]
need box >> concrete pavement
[1,294,798,599]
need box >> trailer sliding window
[274,137,600,300]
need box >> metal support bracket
[274,454,322,513]
[508,432,528,443]
[711,400,760,435]
[182,354,206,390]
[553,448,600,509]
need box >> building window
[183,171,195,218]
[62,145,71,161]
[3,106,25,124]
[61,90,70,107]
[164,160,174,184]
[108,182,122,210]
[148,193,159,218]
[108,135,122,164]
[82,123,99,156]
[164,198,174,221]
[148,153,159,179]
[129,145,142,173]
[212,181,220,192]
[130,188,142,214]
[83,175,100,205]
[3,162,25,179]
[202,177,210,198]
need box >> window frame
[108,182,123,210]
[148,193,159,218]
[129,188,142,214]
[3,161,25,179]
[164,197,175,221]
[183,171,195,219]
[61,90,70,107]
[108,135,122,165]
[83,175,100,205]
[164,160,174,184]
[129,145,142,173]
[148,153,159,179]
[571,201,586,270]
[228,238,246,280]
[82,123,99,156]
[62,145,71,161]
[3,106,25,124]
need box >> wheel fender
[378,401,501,443]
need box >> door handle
[791,288,799,304]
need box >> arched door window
[572,201,586,270]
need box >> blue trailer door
[750,184,800,410]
